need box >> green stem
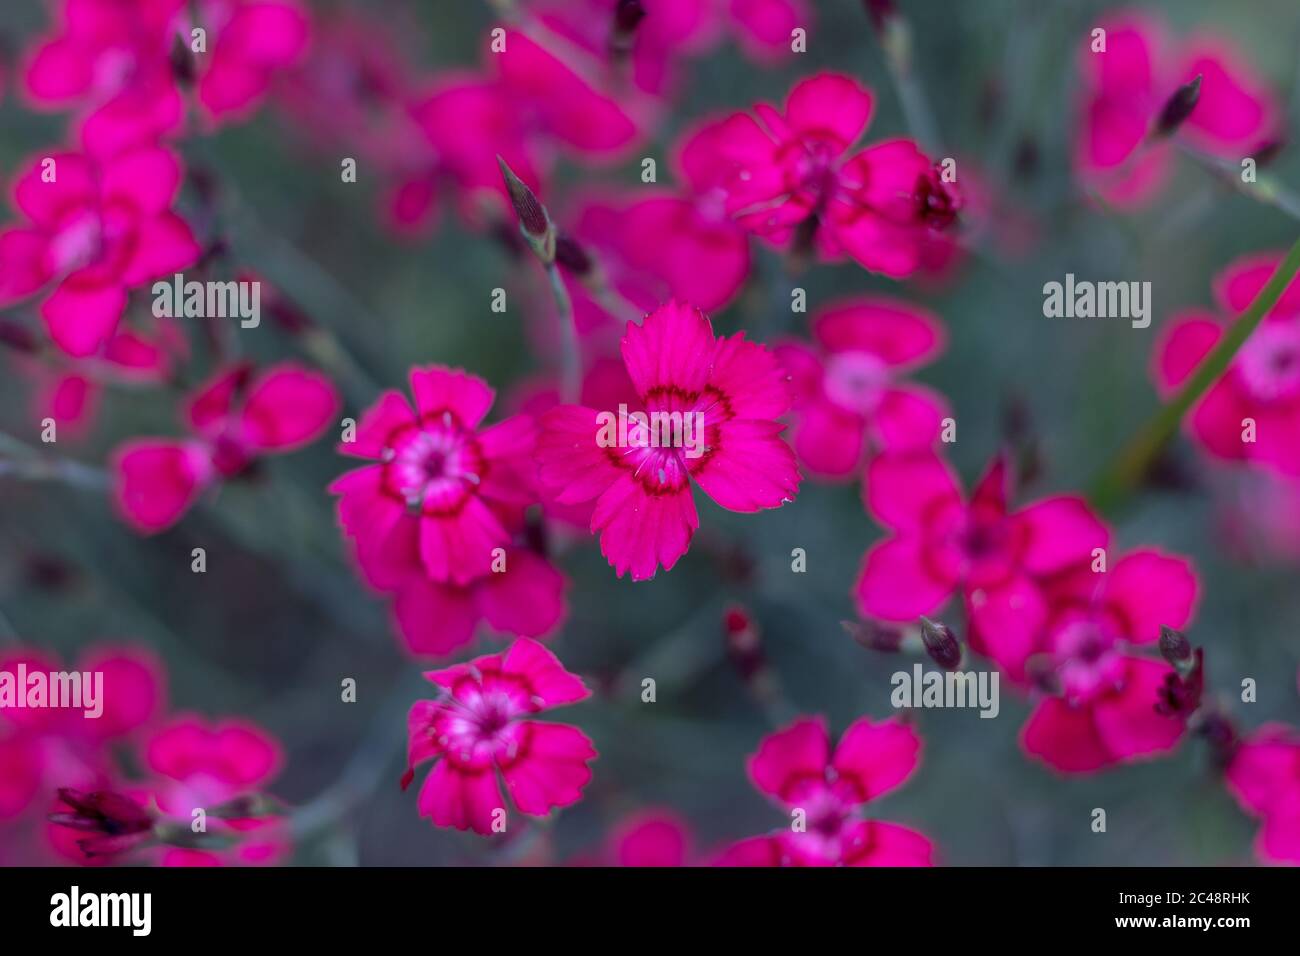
[546,262,581,403]
[1090,234,1300,512]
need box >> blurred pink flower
[716,715,932,866]
[145,715,288,866]
[0,147,201,357]
[776,296,949,479]
[1225,723,1300,864]
[1017,549,1198,773]
[679,73,959,277]
[402,638,596,834]
[1075,11,1278,207]
[0,643,165,824]
[856,452,1109,648]
[609,810,692,866]
[1154,251,1300,477]
[113,362,339,533]
[23,0,309,155]
[538,300,800,580]
[410,28,641,226]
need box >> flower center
[823,350,888,415]
[1238,322,1300,402]
[385,416,485,514]
[1051,618,1125,704]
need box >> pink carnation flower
[23,0,309,155]
[112,362,339,533]
[1018,549,1198,773]
[0,644,164,824]
[410,29,641,225]
[608,810,693,866]
[679,73,959,278]
[1225,723,1300,864]
[716,716,932,866]
[145,715,288,866]
[776,297,949,478]
[330,366,566,656]
[537,300,800,581]
[1154,252,1300,477]
[0,147,201,357]
[402,638,597,834]
[856,452,1109,653]
[1076,12,1278,207]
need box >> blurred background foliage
[2,0,1299,864]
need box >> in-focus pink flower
[1225,723,1300,864]
[23,0,309,155]
[856,451,1109,655]
[1017,549,1198,773]
[402,638,596,834]
[679,73,959,277]
[112,362,339,533]
[331,366,566,657]
[145,715,288,866]
[1154,252,1300,477]
[0,147,201,357]
[538,300,800,580]
[716,715,932,866]
[776,297,948,478]
[1075,12,1278,207]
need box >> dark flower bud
[1153,74,1202,138]
[554,235,593,276]
[916,163,962,231]
[919,616,963,670]
[0,319,37,353]
[862,0,897,33]
[1155,648,1204,717]
[723,605,766,680]
[498,156,556,264]
[612,0,647,52]
[170,32,196,85]
[1158,625,1191,666]
[842,619,904,653]
[50,788,155,858]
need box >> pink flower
[23,0,309,155]
[608,810,693,866]
[1017,549,1198,773]
[1076,12,1278,207]
[679,73,959,277]
[402,638,597,834]
[1154,252,1300,477]
[776,297,948,478]
[1225,723,1300,864]
[331,366,537,587]
[330,366,566,657]
[0,147,201,357]
[0,643,164,824]
[112,362,339,533]
[856,452,1109,650]
[537,300,800,580]
[529,0,811,97]
[716,716,932,866]
[410,29,641,224]
[145,715,288,866]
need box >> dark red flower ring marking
[379,411,489,516]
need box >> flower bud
[611,0,647,54]
[498,157,558,265]
[0,319,37,353]
[50,788,155,858]
[724,605,766,680]
[1158,625,1192,666]
[919,616,963,670]
[842,619,904,653]
[1153,74,1202,139]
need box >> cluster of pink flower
[0,643,285,866]
[0,1,1296,867]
